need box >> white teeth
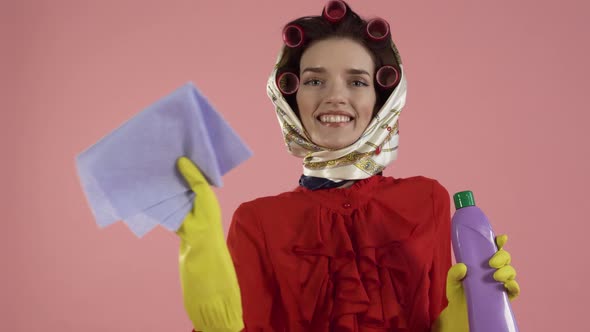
[319,115,352,123]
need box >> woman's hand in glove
[175,156,243,332]
[432,235,520,332]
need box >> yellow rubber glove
[432,235,520,332]
[489,235,520,301]
[175,156,244,332]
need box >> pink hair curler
[366,17,390,41]
[376,65,400,89]
[276,72,300,95]
[282,24,304,48]
[323,0,347,23]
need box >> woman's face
[296,38,377,150]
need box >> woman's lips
[316,112,354,127]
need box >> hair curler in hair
[276,71,300,95]
[282,24,304,48]
[366,17,390,41]
[375,65,400,89]
[322,0,347,23]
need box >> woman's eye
[304,79,322,86]
[351,80,369,87]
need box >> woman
[175,1,520,331]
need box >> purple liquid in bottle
[451,191,518,332]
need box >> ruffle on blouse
[291,205,418,331]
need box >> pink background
[3,0,589,330]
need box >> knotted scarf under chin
[298,175,346,190]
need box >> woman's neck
[337,180,356,189]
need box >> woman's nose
[323,80,348,105]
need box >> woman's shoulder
[229,175,451,233]
[234,175,449,212]
[234,188,308,215]
[373,174,449,196]
[370,175,450,209]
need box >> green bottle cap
[453,191,476,209]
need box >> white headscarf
[266,40,407,182]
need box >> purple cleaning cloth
[75,82,252,237]
[124,190,195,237]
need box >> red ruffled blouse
[226,175,452,332]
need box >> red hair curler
[277,71,300,95]
[323,0,347,23]
[282,24,304,48]
[366,17,390,41]
[375,65,400,89]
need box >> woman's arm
[227,203,284,331]
[428,180,453,325]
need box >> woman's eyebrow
[301,67,371,77]
[346,68,371,77]
[301,67,326,75]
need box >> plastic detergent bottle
[451,190,519,332]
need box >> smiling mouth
[317,114,354,124]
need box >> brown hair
[275,1,402,115]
